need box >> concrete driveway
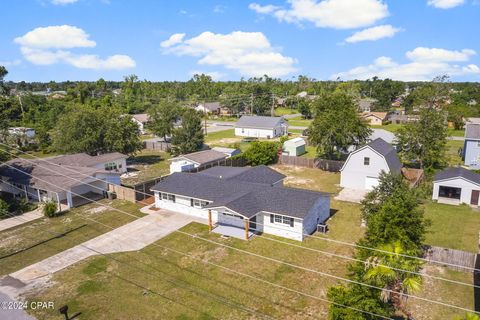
[0,209,43,233]
[0,208,205,304]
[334,188,369,203]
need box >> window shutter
[190,198,194,207]
[290,218,294,227]
[270,214,274,223]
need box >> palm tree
[363,242,423,319]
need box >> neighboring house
[358,98,376,113]
[234,115,288,139]
[432,167,480,206]
[361,112,388,126]
[47,152,128,174]
[151,166,331,241]
[283,138,306,156]
[211,147,241,158]
[465,117,480,126]
[388,114,420,124]
[463,124,480,168]
[8,127,36,138]
[195,102,221,114]
[131,113,150,134]
[169,149,230,173]
[0,158,121,208]
[340,138,402,190]
[368,129,396,144]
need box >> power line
[1,144,479,280]
[1,180,388,320]
[1,162,478,316]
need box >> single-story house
[463,124,480,168]
[47,152,128,174]
[368,129,396,144]
[235,115,288,139]
[169,149,230,173]
[361,112,388,126]
[195,102,221,114]
[283,138,306,156]
[340,138,402,190]
[0,158,122,209]
[151,166,330,241]
[211,147,241,158]
[432,167,480,206]
[387,114,419,124]
[357,98,377,113]
[131,113,150,134]
[8,127,36,138]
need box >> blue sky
[1,0,479,82]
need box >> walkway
[0,209,43,233]
[0,208,205,301]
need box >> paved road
[0,210,43,233]
[0,292,35,320]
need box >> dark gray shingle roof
[47,152,127,168]
[235,116,285,129]
[465,124,480,140]
[176,150,228,165]
[151,166,327,219]
[368,138,402,173]
[434,167,480,184]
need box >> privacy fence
[143,140,171,151]
[277,155,345,172]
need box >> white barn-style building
[234,116,288,139]
[340,138,402,190]
[151,166,330,241]
[432,167,480,206]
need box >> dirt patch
[217,138,242,144]
[284,176,313,185]
[86,206,109,215]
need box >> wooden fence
[423,245,477,272]
[132,177,165,202]
[143,140,171,151]
[185,157,248,173]
[108,184,136,203]
[277,155,345,172]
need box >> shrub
[0,199,9,219]
[42,201,58,217]
[243,141,280,166]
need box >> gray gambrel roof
[235,116,286,129]
[465,124,480,140]
[151,166,328,219]
[434,167,480,185]
[367,138,402,173]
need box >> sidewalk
[0,209,43,233]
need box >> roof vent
[219,175,223,179]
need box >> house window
[191,199,209,208]
[162,193,175,202]
[241,128,245,133]
[364,157,370,166]
[270,214,294,227]
[105,162,118,171]
[438,186,461,200]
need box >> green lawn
[122,150,171,186]
[204,129,237,144]
[274,107,297,116]
[18,150,60,159]
[299,145,317,159]
[0,200,144,276]
[423,201,480,252]
[287,119,312,127]
[446,140,464,166]
[447,128,465,137]
[370,123,404,133]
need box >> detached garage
[340,138,402,191]
[432,167,480,206]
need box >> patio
[212,224,254,240]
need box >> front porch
[61,191,105,208]
[211,224,254,240]
[208,209,256,240]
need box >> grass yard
[446,139,464,166]
[0,200,144,276]
[274,107,297,116]
[25,222,474,320]
[122,150,171,186]
[287,119,312,127]
[18,150,60,159]
[371,123,405,133]
[204,129,237,145]
[299,145,317,159]
[447,128,465,137]
[423,201,480,252]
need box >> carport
[208,208,255,240]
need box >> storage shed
[283,138,306,156]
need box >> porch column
[37,189,41,202]
[244,218,249,240]
[208,210,213,232]
[23,185,28,200]
[66,191,73,208]
[56,192,61,212]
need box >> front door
[471,190,480,205]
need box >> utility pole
[271,92,275,117]
[17,94,25,120]
[203,101,208,136]
[250,93,254,115]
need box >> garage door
[365,176,380,190]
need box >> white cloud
[332,47,480,81]
[406,47,476,62]
[345,25,401,43]
[190,70,225,80]
[160,33,186,48]
[50,0,78,5]
[427,0,465,9]
[213,5,226,13]
[14,25,95,49]
[0,59,22,67]
[161,31,297,77]
[249,0,389,29]
[15,25,135,70]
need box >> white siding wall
[153,192,217,221]
[303,197,330,235]
[257,212,304,241]
[170,159,196,173]
[432,178,480,205]
[340,147,390,190]
[235,127,276,138]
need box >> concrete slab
[334,188,369,203]
[0,209,43,233]
[212,225,253,240]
